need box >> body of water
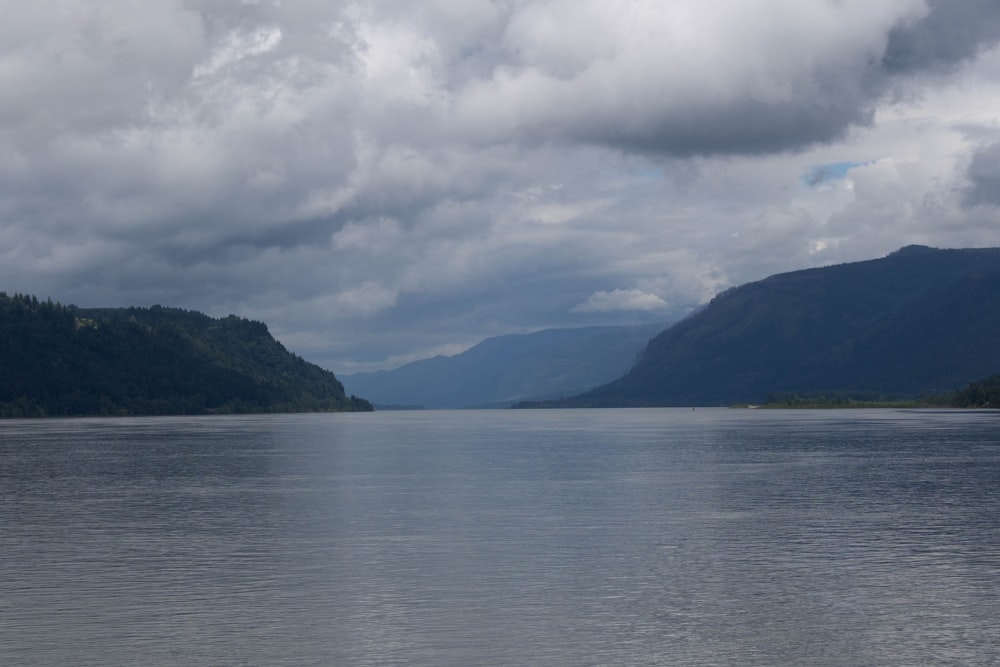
[2,408,999,666]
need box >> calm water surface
[2,408,999,666]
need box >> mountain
[0,294,372,417]
[532,246,1000,407]
[340,323,666,408]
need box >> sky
[3,0,1000,373]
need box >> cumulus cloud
[2,0,1000,371]
[457,0,919,154]
[573,289,669,314]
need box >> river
[2,408,998,665]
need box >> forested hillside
[528,246,1000,407]
[953,373,1000,408]
[0,293,372,417]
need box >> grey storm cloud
[964,142,1000,206]
[883,0,1000,73]
[2,0,1000,372]
[454,0,1000,156]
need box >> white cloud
[193,25,283,78]
[355,21,444,106]
[573,289,668,313]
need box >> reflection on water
[2,409,999,666]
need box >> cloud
[455,0,915,155]
[964,142,1000,206]
[883,0,1000,73]
[3,1,1000,372]
[194,25,283,78]
[573,289,668,314]
[804,161,871,186]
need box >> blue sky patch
[804,161,871,186]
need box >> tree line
[0,292,372,418]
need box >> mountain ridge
[341,322,666,408]
[0,294,372,417]
[523,246,1000,407]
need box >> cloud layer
[3,0,1000,371]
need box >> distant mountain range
[529,245,1000,407]
[0,294,372,417]
[10,244,998,416]
[340,323,665,408]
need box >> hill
[953,372,1000,408]
[0,293,372,417]
[529,246,1000,407]
[340,323,665,408]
